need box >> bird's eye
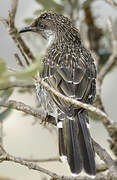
[39,23,45,29]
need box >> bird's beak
[19,26,36,33]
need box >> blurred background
[0,0,117,179]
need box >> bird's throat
[44,30,55,48]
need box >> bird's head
[19,12,72,45]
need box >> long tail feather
[58,110,96,176]
[65,119,83,174]
[78,111,96,175]
[58,127,66,157]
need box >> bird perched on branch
[19,12,96,176]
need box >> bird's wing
[42,49,96,116]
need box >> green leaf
[24,18,33,24]
[9,58,43,79]
[0,56,43,89]
[72,0,79,9]
[34,9,45,16]
[0,57,11,89]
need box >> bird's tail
[58,110,96,176]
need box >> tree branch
[0,82,34,90]
[10,0,18,21]
[1,76,117,158]
[36,77,116,129]
[104,0,117,10]
[0,145,114,180]
[1,98,117,177]
[94,17,117,156]
[0,0,35,63]
[14,53,25,67]
[0,146,109,180]
[0,100,45,121]
[98,18,117,82]
[93,140,117,174]
[36,77,117,159]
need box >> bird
[19,11,96,177]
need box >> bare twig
[0,97,117,174]
[104,0,117,10]
[16,43,30,65]
[19,156,60,163]
[8,2,30,66]
[0,144,116,180]
[1,76,116,148]
[91,17,117,156]
[11,0,18,20]
[93,140,117,179]
[0,17,8,27]
[16,34,35,61]
[0,82,34,90]
[14,53,25,67]
[1,80,115,134]
[14,155,110,173]
[98,18,117,82]
[0,1,35,63]
[93,140,117,171]
[0,100,56,125]
[8,0,29,65]
[0,92,116,151]
[0,100,45,121]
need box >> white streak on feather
[71,173,79,177]
[57,121,63,128]
[86,122,90,129]
[60,155,67,163]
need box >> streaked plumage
[19,12,96,176]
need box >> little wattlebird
[19,12,96,176]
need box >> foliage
[0,57,43,90]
